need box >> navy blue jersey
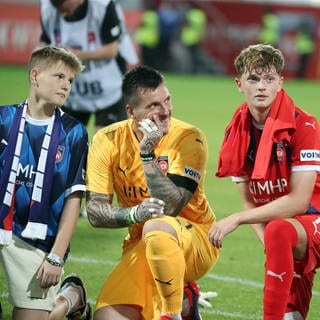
[0,105,88,252]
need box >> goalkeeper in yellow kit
[86,65,219,320]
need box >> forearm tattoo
[86,191,130,228]
[142,160,192,216]
[142,131,161,153]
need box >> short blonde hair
[29,45,84,75]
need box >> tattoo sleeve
[86,191,131,228]
[142,159,193,216]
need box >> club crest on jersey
[157,156,169,174]
[276,142,285,163]
[184,166,201,183]
[55,145,65,163]
[88,31,96,43]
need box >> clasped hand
[139,117,163,153]
[134,197,166,223]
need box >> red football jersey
[246,107,320,212]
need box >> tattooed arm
[86,192,130,228]
[86,191,166,228]
[138,118,195,216]
[141,159,193,217]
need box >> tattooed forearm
[86,191,130,228]
[142,160,192,216]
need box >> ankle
[58,285,81,315]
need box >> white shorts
[0,235,62,311]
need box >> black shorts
[62,99,127,127]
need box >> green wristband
[128,206,138,225]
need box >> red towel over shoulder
[216,89,296,180]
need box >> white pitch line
[68,255,320,296]
[1,255,318,320]
[205,272,320,297]
[204,308,260,319]
[205,273,263,288]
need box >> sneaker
[60,274,92,320]
[181,282,202,320]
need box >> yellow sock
[145,231,185,314]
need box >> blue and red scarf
[0,101,61,245]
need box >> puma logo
[267,270,286,282]
[312,216,320,236]
[155,278,173,285]
[118,166,128,175]
[305,121,316,129]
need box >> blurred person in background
[40,0,138,133]
[180,7,225,74]
[157,1,181,71]
[295,21,315,79]
[135,10,160,69]
[258,7,280,47]
[180,6,207,74]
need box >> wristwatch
[46,252,64,267]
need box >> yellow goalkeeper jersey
[87,117,216,238]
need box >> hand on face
[138,116,164,154]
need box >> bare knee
[142,219,177,240]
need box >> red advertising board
[190,1,320,79]
[0,2,41,65]
[1,1,320,79]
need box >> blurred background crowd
[0,0,320,79]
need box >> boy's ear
[30,68,39,87]
[235,78,243,93]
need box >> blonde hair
[29,45,84,75]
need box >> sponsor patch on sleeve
[300,149,320,161]
[183,166,201,183]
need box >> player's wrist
[128,205,139,224]
[140,150,156,162]
[46,252,64,267]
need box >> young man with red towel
[209,43,320,320]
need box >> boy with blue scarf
[0,46,90,320]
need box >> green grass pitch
[0,64,319,319]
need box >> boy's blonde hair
[29,45,84,75]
